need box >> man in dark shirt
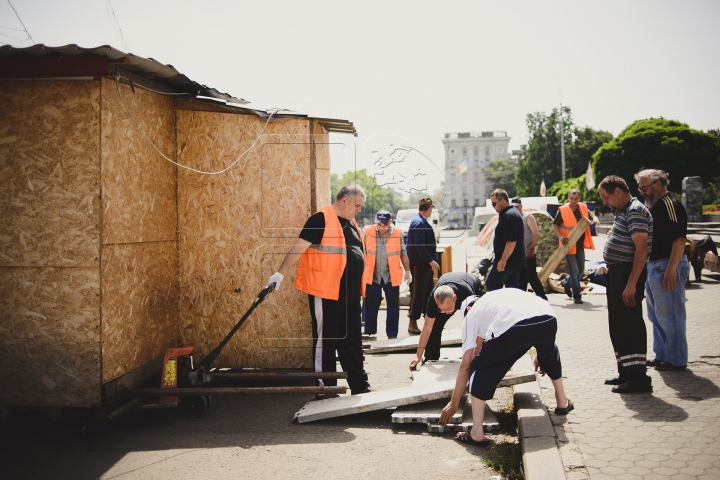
[485,189,525,291]
[635,169,690,371]
[406,197,440,335]
[408,272,484,369]
[268,183,372,397]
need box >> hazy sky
[2,0,719,193]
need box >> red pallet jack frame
[104,285,346,424]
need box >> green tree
[331,169,409,226]
[515,107,574,197]
[546,174,599,203]
[482,158,519,197]
[565,127,614,178]
[593,118,720,190]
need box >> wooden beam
[538,216,591,283]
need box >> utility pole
[560,104,566,182]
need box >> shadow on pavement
[619,392,689,422]
[656,368,720,400]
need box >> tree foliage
[593,118,720,190]
[483,158,519,197]
[546,174,599,203]
[566,127,614,179]
[515,108,574,197]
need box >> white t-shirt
[461,289,556,356]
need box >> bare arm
[527,214,540,257]
[552,224,568,245]
[277,238,312,276]
[401,254,410,272]
[440,339,481,424]
[409,316,435,370]
[664,237,686,290]
[496,241,517,272]
[623,232,648,307]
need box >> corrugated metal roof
[0,44,357,135]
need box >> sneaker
[573,298,583,304]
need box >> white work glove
[404,271,412,284]
[268,272,284,291]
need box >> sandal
[456,432,491,446]
[554,399,574,415]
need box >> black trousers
[408,263,434,321]
[469,316,561,400]
[424,312,452,361]
[518,256,548,300]
[606,262,649,381]
[309,289,369,394]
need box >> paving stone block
[521,437,566,480]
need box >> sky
[2,0,719,194]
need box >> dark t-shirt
[299,212,365,300]
[649,193,687,261]
[493,206,526,269]
[426,272,484,319]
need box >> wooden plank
[538,216,591,283]
[365,329,462,354]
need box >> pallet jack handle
[197,284,275,371]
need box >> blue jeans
[362,279,400,337]
[566,247,586,300]
[645,256,690,367]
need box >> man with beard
[598,176,653,393]
[635,169,689,371]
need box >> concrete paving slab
[522,437,567,480]
[412,360,536,389]
[391,395,467,424]
[426,402,500,433]
[364,328,462,354]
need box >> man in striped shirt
[635,169,689,371]
[598,175,654,394]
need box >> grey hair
[336,183,367,201]
[634,169,669,187]
[433,285,455,304]
[568,188,581,197]
[490,188,509,202]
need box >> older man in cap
[362,210,412,339]
[406,197,440,335]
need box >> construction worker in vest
[552,188,599,304]
[268,183,372,399]
[362,210,412,339]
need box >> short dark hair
[568,188,581,197]
[490,189,509,202]
[598,175,630,194]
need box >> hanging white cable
[114,75,284,176]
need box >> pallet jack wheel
[202,395,212,408]
[181,395,208,418]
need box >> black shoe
[611,380,653,394]
[574,298,583,304]
[604,376,627,385]
[351,386,375,395]
[564,283,572,298]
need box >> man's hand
[404,271,413,284]
[533,357,545,377]
[497,259,507,272]
[409,356,421,371]
[559,236,569,246]
[663,268,677,291]
[440,400,458,424]
[430,260,440,272]
[622,284,637,307]
[527,246,536,258]
[268,272,284,291]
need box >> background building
[442,131,511,227]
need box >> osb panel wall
[101,242,178,383]
[99,78,179,383]
[0,81,102,407]
[100,77,176,244]
[177,112,317,368]
[313,123,332,209]
[0,267,101,407]
[0,81,101,267]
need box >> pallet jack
[104,284,346,424]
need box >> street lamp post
[560,103,566,182]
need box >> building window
[485,146,490,157]
[450,149,455,154]
[462,147,467,156]
[451,199,457,208]
[474,198,480,206]
[463,199,469,207]
[474,147,479,157]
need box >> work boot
[611,377,653,394]
[408,318,421,335]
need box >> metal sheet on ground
[365,329,462,354]
[293,381,457,423]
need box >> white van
[395,209,441,243]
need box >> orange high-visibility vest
[557,203,595,254]
[363,226,404,287]
[295,205,366,300]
